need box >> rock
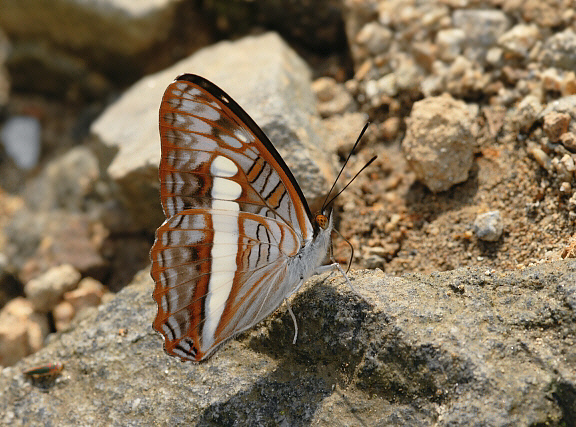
[511,95,542,133]
[53,300,75,332]
[6,210,108,283]
[527,143,553,172]
[497,24,540,58]
[562,71,576,96]
[0,116,41,170]
[63,277,106,313]
[473,211,504,242]
[541,67,563,92]
[553,155,575,183]
[355,22,393,56]
[91,32,334,232]
[0,0,191,97]
[381,116,401,141]
[312,77,355,117]
[560,132,576,151]
[24,264,81,312]
[322,112,368,158]
[513,0,572,28]
[436,28,465,62]
[402,94,475,192]
[452,9,510,61]
[0,297,49,366]
[539,29,576,71]
[543,112,570,142]
[1,261,575,424]
[24,146,102,212]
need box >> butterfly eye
[315,214,329,230]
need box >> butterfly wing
[151,74,315,362]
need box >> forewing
[159,74,313,241]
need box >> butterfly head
[314,209,333,232]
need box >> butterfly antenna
[324,155,377,209]
[321,122,370,212]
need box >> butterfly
[150,74,371,362]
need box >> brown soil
[334,117,575,275]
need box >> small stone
[0,116,41,170]
[512,95,542,132]
[53,300,75,331]
[365,254,385,269]
[453,9,510,61]
[0,297,49,366]
[559,182,572,193]
[543,111,570,142]
[527,144,552,171]
[24,264,81,312]
[473,211,503,242]
[381,117,401,141]
[554,155,574,182]
[312,77,338,103]
[312,77,355,118]
[562,71,576,96]
[559,132,576,151]
[63,277,106,313]
[402,94,474,192]
[497,24,540,58]
[541,68,563,92]
[436,29,465,62]
[539,29,576,70]
[355,22,393,56]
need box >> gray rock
[0,116,41,170]
[355,21,393,56]
[91,32,334,232]
[512,95,543,133]
[24,146,102,212]
[402,94,475,192]
[0,0,188,98]
[473,210,503,242]
[0,0,181,59]
[452,9,510,61]
[24,264,81,312]
[2,261,575,425]
[540,29,576,71]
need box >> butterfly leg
[315,262,363,298]
[285,298,299,344]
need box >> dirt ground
[334,116,575,276]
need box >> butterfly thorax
[285,212,333,295]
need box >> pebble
[540,29,576,70]
[543,111,570,142]
[0,116,41,170]
[527,144,552,171]
[24,264,81,312]
[402,94,474,192]
[497,24,540,58]
[560,132,576,151]
[436,29,465,62]
[355,22,393,56]
[473,211,504,242]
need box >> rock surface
[1,260,575,425]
